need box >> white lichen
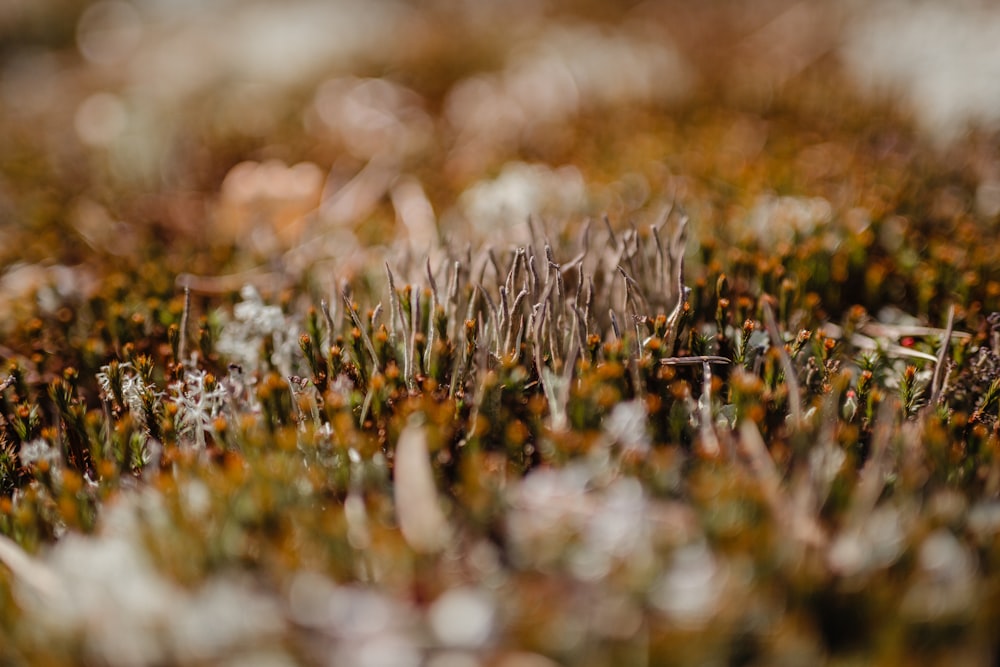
[216,285,298,375]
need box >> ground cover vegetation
[3,1,1000,665]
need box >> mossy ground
[2,2,1000,666]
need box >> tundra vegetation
[2,1,1000,665]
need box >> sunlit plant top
[3,2,1000,666]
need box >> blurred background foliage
[0,0,996,293]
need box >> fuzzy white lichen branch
[168,369,239,448]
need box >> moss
[5,2,1000,664]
